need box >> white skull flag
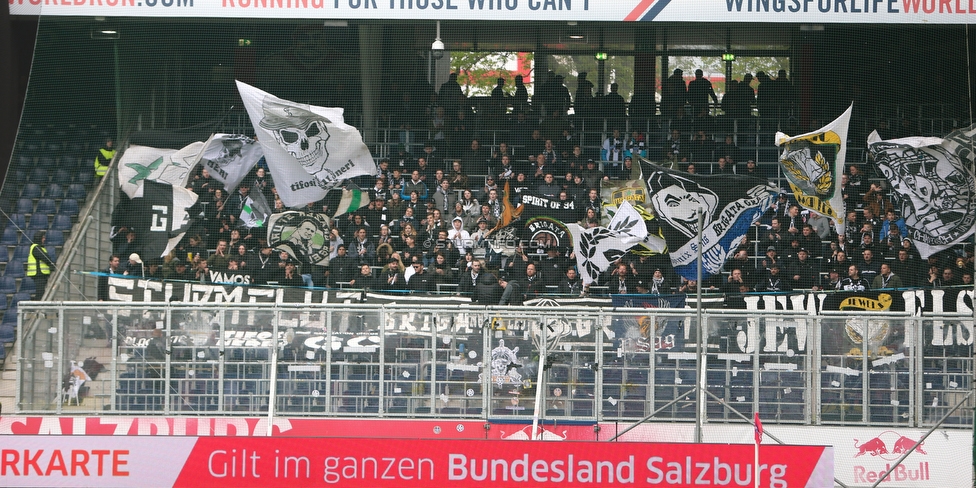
[568,201,648,286]
[236,80,377,208]
[638,158,777,281]
[197,133,264,192]
[867,127,976,259]
[775,104,851,235]
[118,142,204,199]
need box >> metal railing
[14,302,974,429]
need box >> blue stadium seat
[26,214,48,232]
[28,168,49,185]
[58,199,80,217]
[5,260,25,278]
[0,276,17,295]
[0,325,15,344]
[11,245,29,263]
[1,308,17,326]
[19,277,35,296]
[0,227,18,247]
[37,156,56,170]
[45,246,57,263]
[77,171,94,186]
[35,198,56,215]
[10,292,30,309]
[66,184,87,200]
[52,168,72,186]
[45,229,64,246]
[15,155,32,170]
[0,248,9,264]
[20,184,41,200]
[6,214,26,233]
[43,183,64,199]
[51,215,73,232]
[14,198,33,214]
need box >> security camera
[431,39,445,59]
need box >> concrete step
[2,369,16,381]
[0,396,14,414]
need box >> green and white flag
[117,142,204,199]
[240,183,272,228]
[333,187,369,218]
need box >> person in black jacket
[348,264,378,290]
[407,259,435,293]
[498,273,524,305]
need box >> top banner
[10,0,976,23]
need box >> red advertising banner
[0,436,833,488]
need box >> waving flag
[237,80,377,209]
[867,126,976,259]
[333,187,369,218]
[240,182,272,229]
[118,143,204,199]
[775,105,851,235]
[197,133,264,192]
[112,180,199,259]
[638,158,776,281]
[568,201,648,285]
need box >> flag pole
[694,207,705,444]
[754,412,763,488]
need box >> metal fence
[14,302,974,429]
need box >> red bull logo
[852,431,931,483]
[853,431,927,460]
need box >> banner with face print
[775,105,851,235]
[638,158,777,281]
[236,81,377,208]
[266,211,333,266]
[867,126,976,259]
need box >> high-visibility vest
[27,244,50,277]
[94,147,115,177]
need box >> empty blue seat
[77,171,94,186]
[37,156,56,169]
[66,184,86,200]
[5,260,25,278]
[6,214,26,233]
[1,308,17,326]
[44,246,57,263]
[53,167,73,187]
[0,276,17,295]
[28,168,49,184]
[0,227,18,247]
[51,214,72,232]
[45,229,64,246]
[58,199,79,217]
[20,184,41,200]
[27,166,51,185]
[15,155,32,170]
[10,292,30,309]
[26,214,48,232]
[0,325,15,344]
[19,277,35,296]
[35,199,56,215]
[43,183,64,198]
[14,199,33,214]
[11,245,29,263]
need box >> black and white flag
[266,211,333,266]
[112,180,199,259]
[568,201,648,286]
[638,158,777,280]
[240,182,272,228]
[237,81,377,208]
[198,133,264,192]
[867,127,976,259]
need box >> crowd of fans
[101,69,974,305]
